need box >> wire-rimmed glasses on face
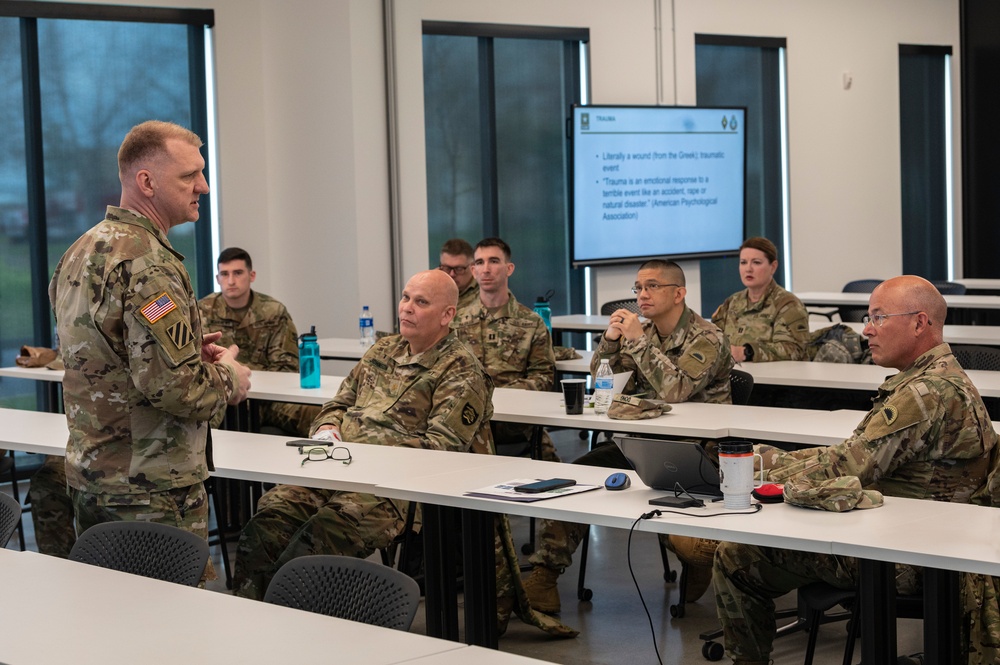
[437,264,469,276]
[300,446,352,467]
[861,311,921,328]
[631,282,681,295]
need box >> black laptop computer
[615,435,722,498]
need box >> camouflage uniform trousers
[713,541,922,662]
[26,455,76,558]
[70,482,216,583]
[259,402,322,439]
[232,485,405,600]
[528,441,670,570]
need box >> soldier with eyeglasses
[714,275,1000,665]
[523,258,734,614]
[438,237,479,312]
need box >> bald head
[865,275,945,369]
[397,269,459,354]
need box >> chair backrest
[0,491,21,548]
[931,280,967,295]
[951,344,1000,372]
[729,369,754,406]
[600,299,640,316]
[839,279,883,322]
[264,555,420,631]
[69,520,209,586]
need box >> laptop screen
[615,435,721,497]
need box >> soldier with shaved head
[713,276,999,665]
[233,269,494,600]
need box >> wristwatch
[743,343,755,361]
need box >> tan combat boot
[522,565,562,614]
[667,535,720,602]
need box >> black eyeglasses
[437,264,469,276]
[300,446,352,467]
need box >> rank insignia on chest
[488,333,496,342]
[166,321,193,349]
[461,402,479,426]
[140,293,177,324]
[881,405,898,426]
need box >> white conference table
[956,278,1000,292]
[743,359,1000,398]
[0,406,993,662]
[797,290,1000,310]
[0,548,554,665]
[382,455,1000,665]
[318,336,367,361]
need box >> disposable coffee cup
[560,379,586,415]
[718,440,764,510]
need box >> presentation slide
[572,105,746,266]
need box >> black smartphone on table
[514,478,577,493]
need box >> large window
[0,4,214,410]
[695,35,788,316]
[899,45,952,279]
[422,22,588,316]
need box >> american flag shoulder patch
[140,293,177,324]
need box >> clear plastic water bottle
[533,295,552,333]
[359,305,375,348]
[299,325,320,389]
[593,358,614,415]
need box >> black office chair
[931,280,966,295]
[600,299,640,316]
[69,520,210,587]
[729,369,754,406]
[952,344,1000,372]
[0,490,21,548]
[264,555,421,631]
[0,451,26,550]
[838,279,883,323]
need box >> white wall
[48,0,962,325]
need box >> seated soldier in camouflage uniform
[232,270,495,599]
[665,237,812,602]
[438,237,480,313]
[452,237,561,462]
[714,276,1000,665]
[711,236,810,363]
[523,259,734,614]
[199,247,319,437]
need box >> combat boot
[666,534,719,602]
[522,565,562,614]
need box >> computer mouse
[605,472,631,491]
[752,483,784,503]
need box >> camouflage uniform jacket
[457,280,481,314]
[711,280,810,361]
[49,207,236,499]
[763,343,997,502]
[198,290,299,372]
[310,332,494,454]
[591,306,734,403]
[451,291,555,392]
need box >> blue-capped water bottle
[359,305,375,348]
[533,289,553,333]
[299,325,320,389]
[593,358,614,415]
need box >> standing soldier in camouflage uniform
[713,276,999,665]
[711,236,810,363]
[452,237,560,462]
[232,269,495,599]
[49,121,252,575]
[199,247,319,437]
[438,238,480,313]
[523,259,734,614]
